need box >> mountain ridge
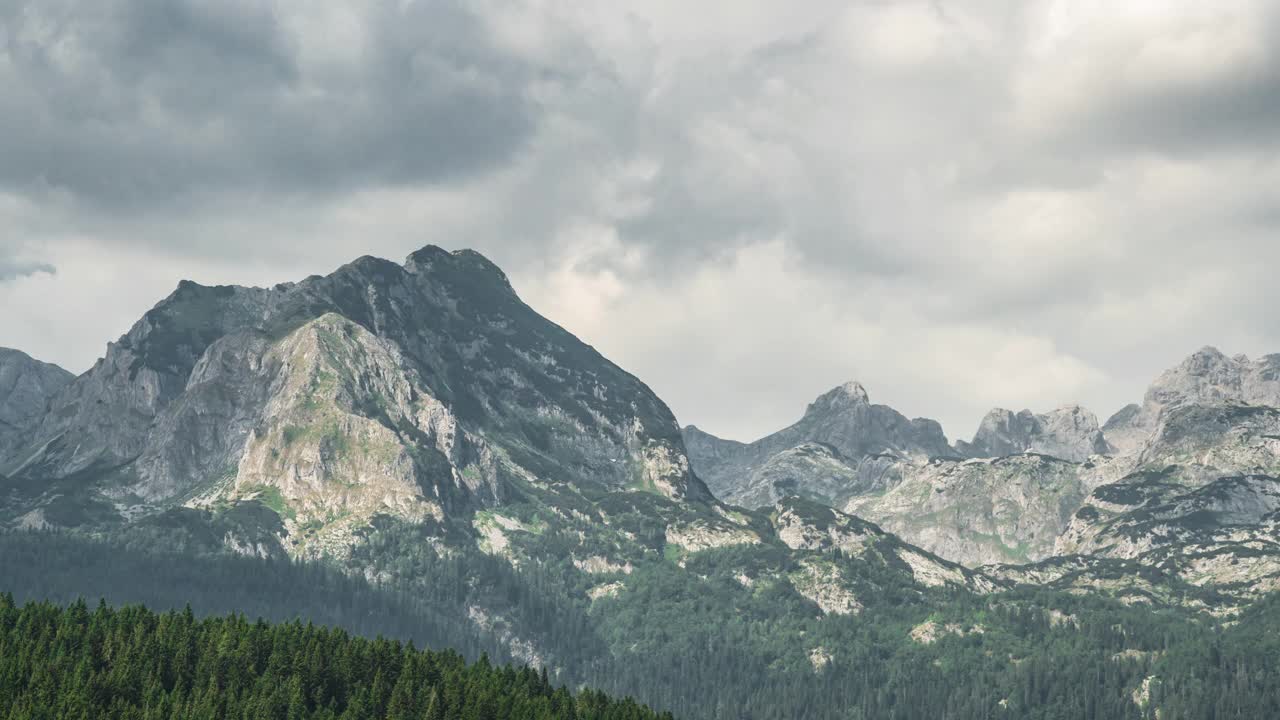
[682,380,957,508]
[683,345,1280,584]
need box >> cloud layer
[3,0,1279,442]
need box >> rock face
[1,247,708,545]
[775,383,955,461]
[682,382,955,508]
[722,442,864,511]
[1101,403,1144,455]
[683,387,1113,567]
[768,496,996,595]
[957,405,1111,462]
[1057,473,1280,559]
[1009,471,1280,607]
[0,349,73,460]
[1125,403,1280,486]
[845,455,1088,566]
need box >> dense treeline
[0,596,670,720]
[0,530,502,664]
[5,529,1280,719]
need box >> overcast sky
[3,0,1280,443]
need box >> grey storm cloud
[0,0,537,207]
[1019,7,1280,160]
[4,0,1280,443]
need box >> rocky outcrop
[1057,473,1280,559]
[789,558,862,615]
[845,454,1088,567]
[7,283,280,484]
[1102,404,1144,455]
[957,405,1111,462]
[772,497,883,556]
[0,349,73,463]
[722,442,867,510]
[683,382,956,508]
[991,492,1280,610]
[1106,403,1280,488]
[770,496,998,593]
[1146,347,1280,414]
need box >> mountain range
[4,246,1280,718]
[685,344,1280,598]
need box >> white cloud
[518,239,1109,441]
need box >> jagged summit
[820,381,871,406]
[1142,345,1280,412]
[774,381,954,461]
[404,245,516,293]
[957,404,1110,463]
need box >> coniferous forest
[0,595,669,720]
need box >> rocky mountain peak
[806,381,871,415]
[958,404,1110,463]
[2,246,710,535]
[1104,347,1280,454]
[1146,346,1241,409]
[404,245,516,296]
[789,382,952,459]
[837,380,870,403]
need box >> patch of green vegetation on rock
[242,484,296,521]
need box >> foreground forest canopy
[0,595,670,720]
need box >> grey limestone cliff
[0,348,73,461]
[957,405,1111,462]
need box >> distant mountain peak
[807,381,871,415]
[837,380,869,400]
[1171,345,1244,378]
[958,404,1109,463]
[684,380,956,507]
[404,245,514,291]
[1192,344,1226,356]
